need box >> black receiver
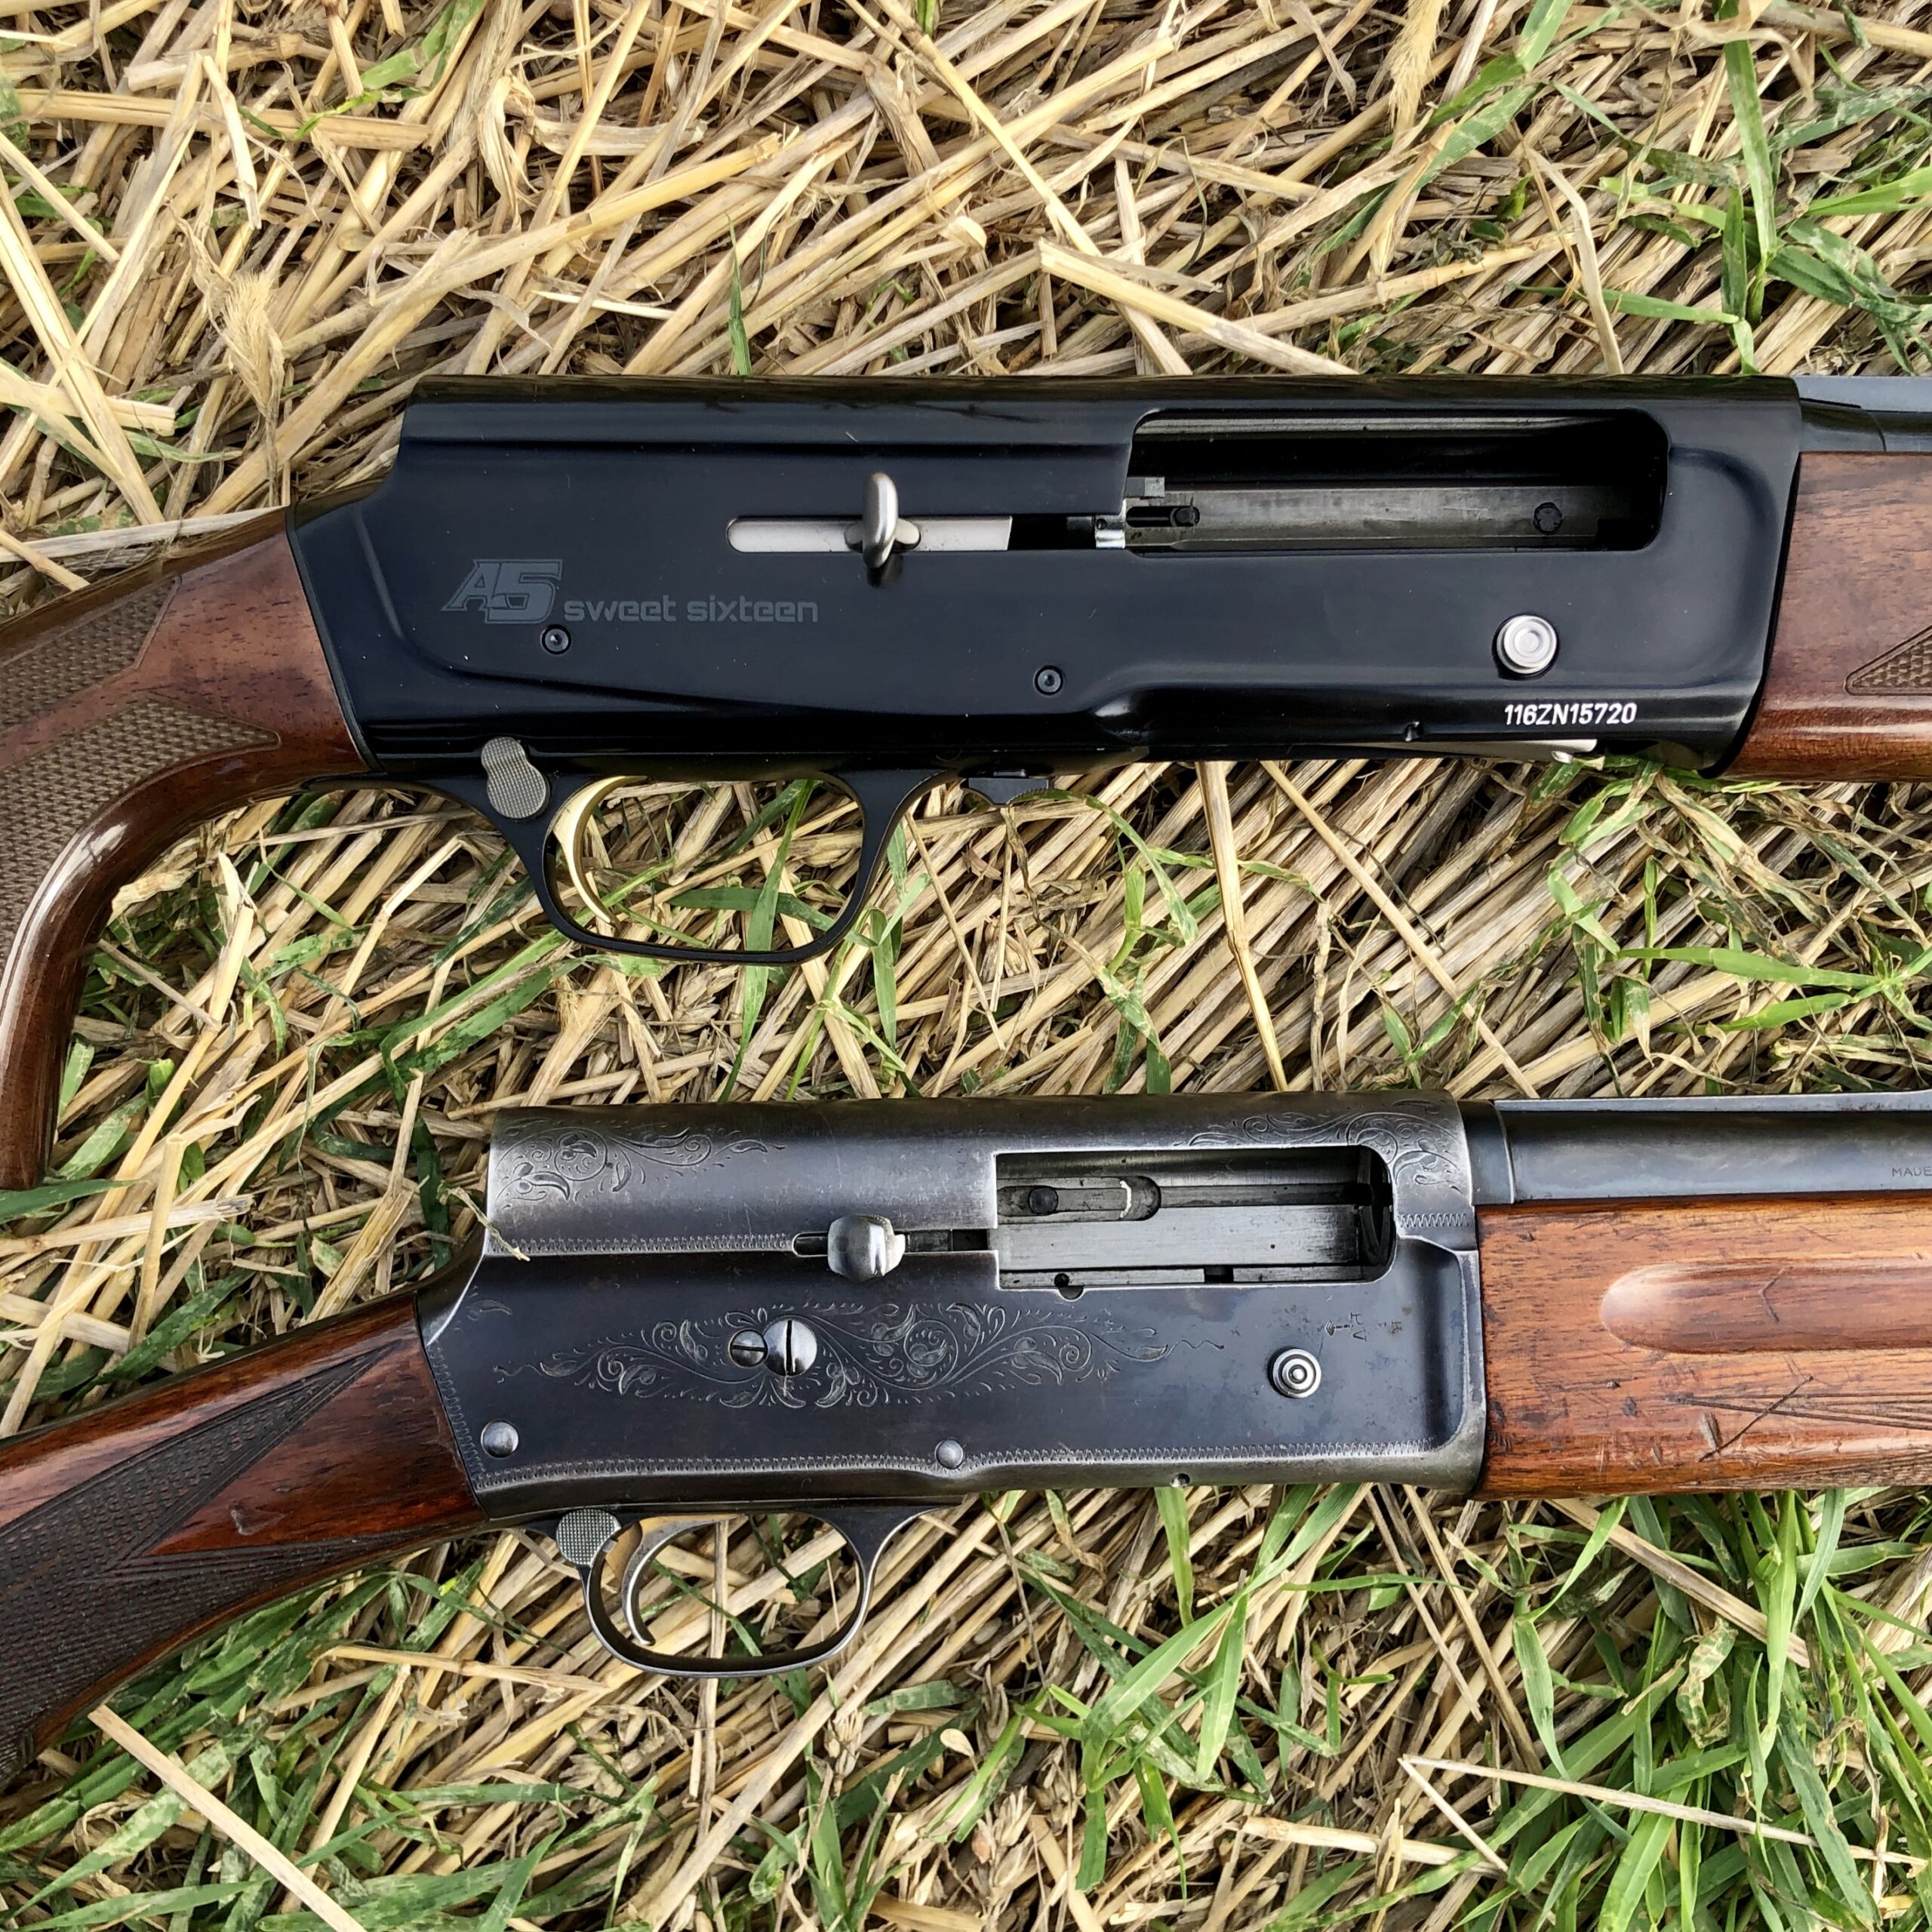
[288,375,1899,964]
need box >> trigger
[482,736,549,820]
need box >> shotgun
[1,1090,1927,1774]
[2,374,1931,1188]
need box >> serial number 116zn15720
[1502,699,1640,728]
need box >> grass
[5,0,1932,1923]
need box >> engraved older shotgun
[4,1090,1932,1775]
[6,374,1932,1186]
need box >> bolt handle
[826,1213,906,1282]
[848,472,921,577]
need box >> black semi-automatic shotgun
[2,1091,1930,1774]
[3,375,1932,1185]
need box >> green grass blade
[1155,1486,1195,1623]
[1724,38,1780,274]
[1194,1615,1244,1780]
[1512,1611,1566,1773]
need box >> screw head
[936,1438,966,1469]
[1495,613,1558,678]
[1532,500,1564,535]
[1268,1348,1322,1399]
[481,1420,519,1457]
[1025,1184,1060,1216]
[762,1317,818,1377]
[728,1328,768,1368]
[540,623,571,654]
[1035,665,1064,695]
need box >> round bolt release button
[481,1420,520,1457]
[1268,1348,1322,1399]
[762,1317,819,1377]
[1495,613,1559,678]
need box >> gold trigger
[549,775,634,926]
[545,773,875,956]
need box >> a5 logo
[445,558,562,624]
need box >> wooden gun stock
[1733,452,1932,779]
[0,520,368,1191]
[0,1295,478,1777]
[1479,1193,1932,1495]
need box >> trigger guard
[559,1503,928,1680]
[432,767,940,968]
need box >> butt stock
[1478,1192,1932,1495]
[0,518,368,1192]
[0,1296,478,1777]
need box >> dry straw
[5,0,1932,1922]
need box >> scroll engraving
[508,1300,1171,1409]
[497,1123,775,1201]
[1185,1107,1463,1191]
